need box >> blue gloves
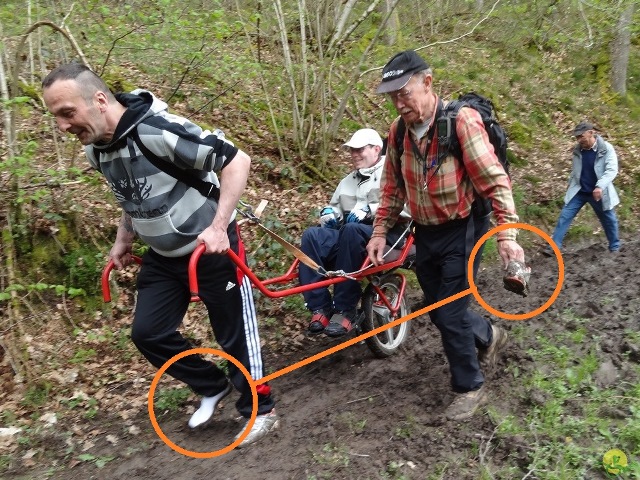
[346,205,372,224]
[319,206,340,229]
[320,205,371,228]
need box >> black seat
[382,243,416,265]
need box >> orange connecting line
[259,288,472,384]
[147,222,564,458]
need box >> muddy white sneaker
[445,385,487,421]
[188,384,232,429]
[235,409,279,447]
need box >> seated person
[299,128,410,337]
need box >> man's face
[349,145,380,170]
[576,130,596,149]
[387,74,433,124]
[43,79,108,145]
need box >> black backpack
[394,92,510,178]
[391,92,509,215]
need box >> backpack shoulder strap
[130,127,220,201]
[395,116,406,158]
[438,99,466,160]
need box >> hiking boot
[445,385,487,421]
[324,310,358,337]
[478,325,508,371]
[235,409,280,447]
[188,383,232,429]
[307,309,331,335]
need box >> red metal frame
[102,232,415,318]
[101,255,142,302]
[188,234,414,301]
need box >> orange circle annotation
[147,347,259,458]
[468,222,564,320]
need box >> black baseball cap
[376,50,430,94]
[573,121,595,136]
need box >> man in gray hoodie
[43,63,277,447]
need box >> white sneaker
[234,409,279,447]
[188,384,232,429]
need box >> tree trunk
[383,0,399,46]
[610,3,634,96]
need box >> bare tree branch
[327,0,402,136]
[326,0,357,52]
[577,0,593,48]
[359,0,503,78]
[330,0,383,53]
[233,0,286,163]
[11,20,89,98]
[99,21,163,76]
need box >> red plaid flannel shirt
[374,98,518,241]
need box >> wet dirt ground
[4,237,640,480]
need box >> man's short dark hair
[42,63,112,102]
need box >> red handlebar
[188,244,207,302]
[103,233,415,303]
[187,244,246,302]
[101,256,143,302]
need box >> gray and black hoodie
[86,89,238,257]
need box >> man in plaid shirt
[367,50,526,421]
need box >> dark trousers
[298,223,373,312]
[414,214,493,393]
[131,222,274,417]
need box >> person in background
[42,63,277,447]
[299,128,409,337]
[545,121,620,255]
[367,50,524,421]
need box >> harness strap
[237,202,413,279]
[254,222,328,276]
[236,200,327,275]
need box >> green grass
[311,442,351,468]
[21,382,53,409]
[488,310,640,479]
[154,387,192,414]
[415,312,640,479]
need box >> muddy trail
[4,237,640,480]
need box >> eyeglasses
[388,88,413,102]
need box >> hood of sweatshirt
[92,89,167,153]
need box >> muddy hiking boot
[324,309,359,337]
[478,325,509,372]
[307,309,332,335]
[502,260,531,297]
[445,385,487,421]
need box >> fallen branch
[346,393,381,405]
